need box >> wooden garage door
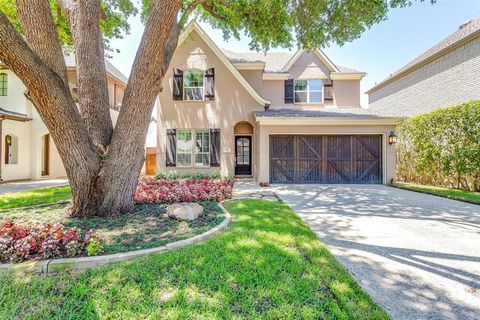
[270,135,382,184]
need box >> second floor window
[183,69,204,101]
[0,73,7,96]
[294,79,323,103]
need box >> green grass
[0,199,388,319]
[390,182,480,205]
[0,186,71,210]
[0,201,224,255]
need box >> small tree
[0,0,434,217]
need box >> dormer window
[0,73,7,96]
[183,69,204,101]
[294,80,323,103]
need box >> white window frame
[194,130,210,167]
[294,79,323,104]
[175,129,210,168]
[183,69,205,101]
[176,130,193,167]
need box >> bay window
[294,79,323,103]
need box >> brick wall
[368,36,480,117]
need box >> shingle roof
[222,49,362,74]
[65,54,128,85]
[255,108,404,119]
[367,17,480,93]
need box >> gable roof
[222,48,363,76]
[179,21,270,107]
[367,17,480,94]
[64,54,128,85]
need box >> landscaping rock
[167,203,203,221]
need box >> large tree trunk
[1,0,183,217]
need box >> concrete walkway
[0,179,69,195]
[268,184,480,320]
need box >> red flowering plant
[0,221,103,263]
[134,174,234,204]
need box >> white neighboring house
[0,56,155,182]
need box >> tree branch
[15,0,69,86]
[60,0,113,151]
[178,0,208,28]
[201,3,227,20]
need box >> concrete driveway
[271,184,480,320]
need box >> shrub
[135,176,233,204]
[396,101,480,191]
[0,221,103,263]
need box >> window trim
[176,130,193,167]
[293,79,324,104]
[183,69,205,101]
[0,73,7,97]
[175,129,211,168]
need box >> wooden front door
[145,147,157,176]
[235,136,252,176]
[270,135,382,184]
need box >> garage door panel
[270,135,382,184]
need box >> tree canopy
[1,0,435,52]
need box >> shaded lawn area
[0,186,71,210]
[390,182,480,205]
[0,201,224,255]
[0,199,388,319]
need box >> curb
[0,202,232,275]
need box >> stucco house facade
[0,56,127,182]
[156,21,403,184]
[367,17,480,116]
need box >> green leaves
[397,101,480,191]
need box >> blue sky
[109,0,480,105]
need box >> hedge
[396,100,480,191]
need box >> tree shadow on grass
[0,199,388,319]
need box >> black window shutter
[166,129,176,167]
[210,129,220,167]
[284,79,294,103]
[173,69,183,100]
[204,68,215,100]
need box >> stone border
[0,202,232,275]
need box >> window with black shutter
[210,129,220,167]
[166,129,176,166]
[204,68,215,100]
[172,69,183,100]
[284,79,294,103]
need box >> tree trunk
[1,0,183,217]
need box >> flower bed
[134,175,234,204]
[0,221,102,263]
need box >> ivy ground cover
[0,199,388,319]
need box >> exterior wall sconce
[5,135,11,146]
[388,131,397,145]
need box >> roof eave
[330,72,366,80]
[254,115,406,126]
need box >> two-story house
[367,17,480,116]
[157,21,403,184]
[0,55,127,182]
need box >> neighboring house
[156,21,403,184]
[0,55,127,182]
[367,17,480,116]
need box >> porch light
[388,131,397,145]
[5,135,11,145]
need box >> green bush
[154,172,232,181]
[396,100,480,191]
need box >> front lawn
[390,182,480,205]
[0,186,71,210]
[0,199,388,319]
